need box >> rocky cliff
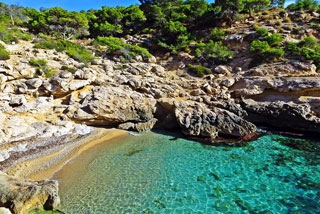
[1,30,320,212]
[1,40,320,160]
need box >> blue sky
[0,0,216,11]
[0,0,305,11]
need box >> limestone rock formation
[157,98,256,138]
[68,86,157,128]
[231,76,320,97]
[0,172,59,214]
[242,99,320,134]
[176,106,256,138]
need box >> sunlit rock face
[0,172,60,214]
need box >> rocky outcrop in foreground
[0,172,59,214]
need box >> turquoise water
[55,132,320,214]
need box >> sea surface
[53,132,320,214]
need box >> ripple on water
[53,133,320,214]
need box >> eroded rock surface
[0,172,59,214]
[242,99,320,134]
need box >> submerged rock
[0,172,60,214]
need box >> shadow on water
[270,135,320,167]
[151,129,260,148]
[271,135,320,153]
[125,148,144,156]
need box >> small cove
[53,132,320,213]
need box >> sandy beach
[6,128,128,181]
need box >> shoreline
[6,128,128,181]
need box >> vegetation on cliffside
[0,0,319,71]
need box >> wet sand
[7,128,128,181]
[53,133,131,193]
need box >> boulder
[151,65,166,77]
[9,95,26,107]
[221,78,235,88]
[0,172,60,214]
[148,56,157,63]
[118,122,135,130]
[126,63,152,75]
[157,98,256,138]
[0,207,11,214]
[59,71,72,79]
[224,34,244,44]
[134,118,158,132]
[242,99,320,134]
[135,55,143,62]
[26,78,43,89]
[41,77,92,96]
[214,65,230,75]
[91,59,102,65]
[175,105,256,138]
[103,60,114,72]
[74,68,96,81]
[69,86,157,126]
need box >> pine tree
[270,0,286,8]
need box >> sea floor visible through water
[52,132,320,214]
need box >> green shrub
[156,20,192,54]
[92,36,152,60]
[249,40,270,53]
[0,47,10,60]
[253,23,262,30]
[43,68,55,78]
[265,48,285,59]
[286,37,320,67]
[288,0,318,11]
[61,65,76,74]
[266,33,283,46]
[92,36,123,50]
[38,33,51,40]
[249,40,284,62]
[187,64,211,77]
[0,26,17,44]
[210,28,226,41]
[15,30,33,41]
[0,25,33,44]
[195,41,234,63]
[300,36,318,48]
[29,58,55,78]
[34,39,58,50]
[284,17,292,23]
[29,58,47,68]
[66,48,93,63]
[157,34,192,54]
[34,39,93,63]
[256,27,268,37]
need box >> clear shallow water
[54,132,320,214]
